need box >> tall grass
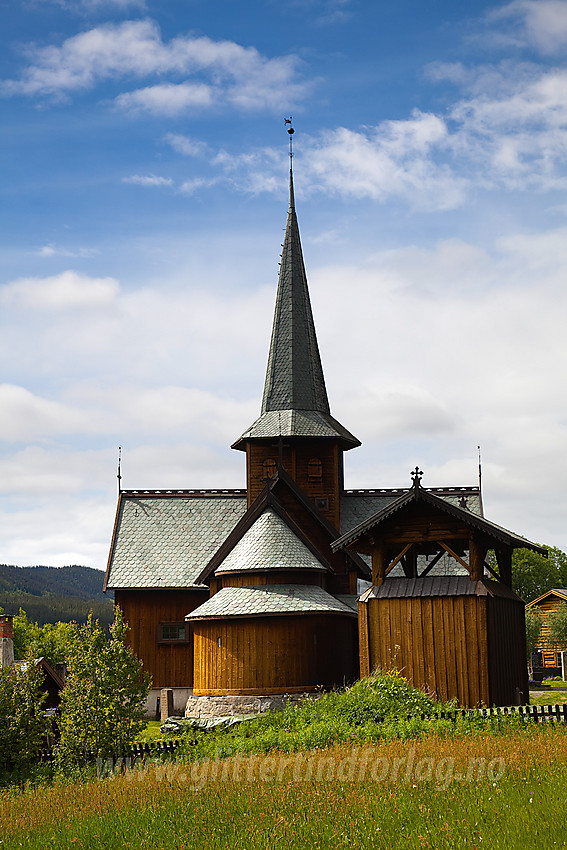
[1,728,566,849]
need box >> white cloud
[0,270,119,310]
[115,82,214,115]
[122,174,173,187]
[0,385,97,442]
[489,0,567,54]
[36,244,99,258]
[1,20,308,113]
[163,133,211,157]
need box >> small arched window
[262,458,277,479]
[308,457,323,482]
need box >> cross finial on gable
[411,467,423,487]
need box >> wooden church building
[104,128,540,712]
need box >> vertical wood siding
[192,614,356,695]
[360,596,494,707]
[246,440,342,529]
[487,596,529,706]
[115,588,208,689]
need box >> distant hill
[0,564,114,628]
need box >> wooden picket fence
[36,703,567,767]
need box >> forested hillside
[0,564,113,627]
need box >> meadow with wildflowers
[2,672,566,848]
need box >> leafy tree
[547,602,567,650]
[55,607,151,765]
[0,651,50,773]
[12,609,75,663]
[511,546,567,603]
[525,607,544,675]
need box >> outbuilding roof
[186,584,357,620]
[332,478,546,556]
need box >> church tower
[232,125,359,530]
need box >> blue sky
[2,0,567,569]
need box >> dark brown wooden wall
[115,588,209,689]
[487,596,529,706]
[192,614,356,695]
[246,440,343,529]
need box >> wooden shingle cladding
[115,588,208,689]
[358,579,528,707]
[526,589,567,667]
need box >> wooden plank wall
[193,614,356,695]
[115,588,208,689]
[246,440,342,529]
[487,596,529,706]
[220,571,325,588]
[361,596,491,707]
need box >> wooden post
[371,539,387,586]
[495,548,513,587]
[469,536,487,582]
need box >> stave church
[104,126,542,713]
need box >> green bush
[0,651,51,775]
[178,671,458,762]
[55,608,151,766]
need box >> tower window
[262,458,277,479]
[308,457,323,481]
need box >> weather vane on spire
[285,116,294,161]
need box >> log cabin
[103,126,540,714]
[526,589,567,674]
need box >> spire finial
[284,117,295,209]
[117,445,122,494]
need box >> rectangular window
[159,623,187,643]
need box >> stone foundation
[185,692,320,719]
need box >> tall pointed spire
[261,158,330,415]
[232,122,359,451]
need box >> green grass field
[2,728,566,849]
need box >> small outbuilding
[332,469,546,707]
[526,588,567,674]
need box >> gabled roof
[196,466,370,585]
[104,490,247,590]
[331,479,547,555]
[186,584,357,620]
[214,507,329,575]
[526,588,567,607]
[232,169,359,451]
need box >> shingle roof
[233,170,359,451]
[333,483,546,555]
[341,487,484,534]
[359,576,523,602]
[215,508,328,575]
[341,488,485,578]
[234,409,360,446]
[105,493,247,589]
[186,584,357,620]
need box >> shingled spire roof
[233,152,359,451]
